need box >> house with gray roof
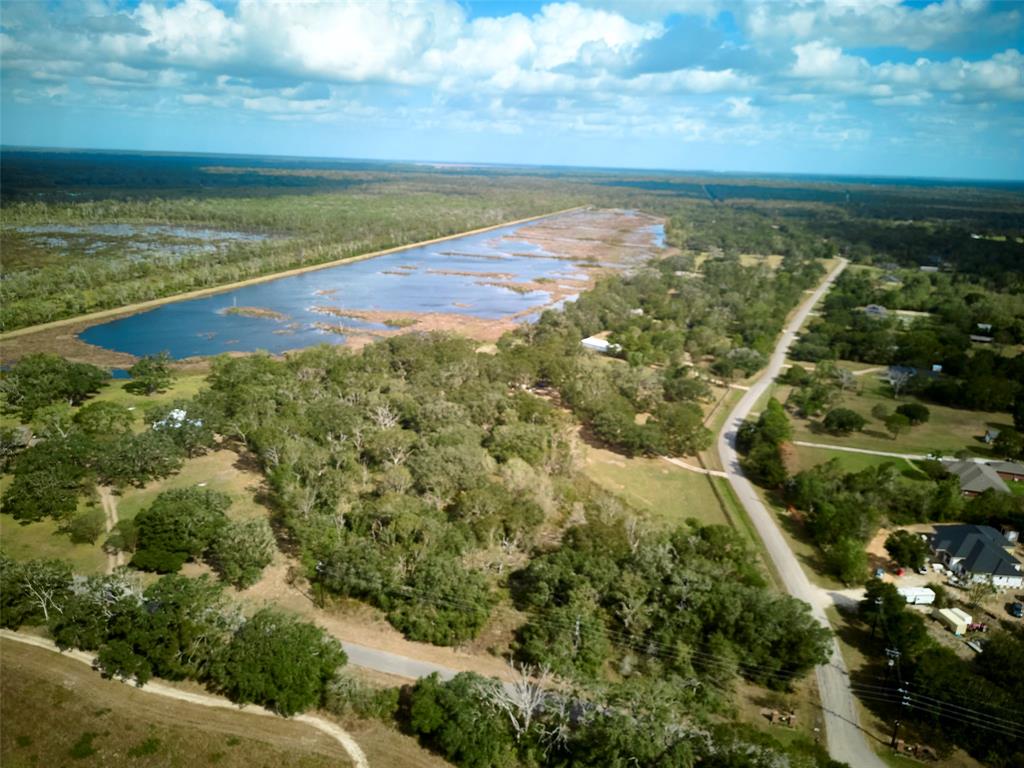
[930,524,1023,589]
[987,460,1024,482]
[943,460,1009,496]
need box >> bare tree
[20,560,71,622]
[835,367,857,392]
[370,404,400,430]
[480,662,554,742]
[888,368,913,399]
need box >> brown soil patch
[222,306,288,321]
[426,268,515,279]
[312,308,521,344]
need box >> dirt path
[660,455,728,478]
[0,630,369,768]
[98,486,125,574]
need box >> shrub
[66,508,106,545]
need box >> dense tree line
[392,669,844,768]
[859,580,1024,766]
[0,560,344,716]
[510,517,830,685]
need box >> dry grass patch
[0,639,354,768]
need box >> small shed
[934,607,972,636]
[898,587,936,606]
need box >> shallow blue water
[81,218,663,359]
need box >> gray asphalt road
[717,259,887,768]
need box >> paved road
[717,259,888,768]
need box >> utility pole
[884,647,901,680]
[890,684,911,748]
[871,597,884,639]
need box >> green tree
[387,556,494,646]
[742,441,787,488]
[884,412,911,440]
[406,673,518,768]
[822,407,867,436]
[65,508,107,544]
[0,556,72,627]
[0,354,106,421]
[96,430,183,487]
[823,537,868,585]
[73,401,134,436]
[131,488,230,572]
[209,519,276,588]
[126,353,173,395]
[884,530,930,570]
[758,398,792,445]
[993,428,1024,460]
[895,403,930,425]
[656,401,712,456]
[211,608,346,715]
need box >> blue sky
[1,1,1022,179]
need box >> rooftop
[988,460,1024,476]
[943,460,1009,495]
[931,524,1021,578]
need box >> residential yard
[582,443,729,528]
[785,444,922,476]
[788,378,1011,457]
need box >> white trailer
[898,587,936,605]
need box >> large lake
[80,215,664,359]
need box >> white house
[581,336,621,355]
[930,524,1024,589]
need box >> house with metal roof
[930,524,1023,589]
[943,460,1009,496]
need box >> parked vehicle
[1011,602,1024,618]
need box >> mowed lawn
[89,373,209,432]
[786,444,923,476]
[115,449,267,524]
[789,379,1011,457]
[0,475,107,574]
[582,444,728,528]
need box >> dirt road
[98,486,125,574]
[0,629,369,768]
[717,259,888,768]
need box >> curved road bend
[717,258,886,768]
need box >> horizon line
[3,142,1023,187]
